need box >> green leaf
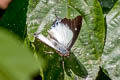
[27,0,81,79]
[64,64,72,77]
[64,53,88,78]
[102,0,120,80]
[27,0,80,34]
[33,38,64,80]
[0,0,29,39]
[69,0,105,79]
[43,55,64,80]
[98,0,118,14]
[69,0,105,58]
[27,0,105,80]
[0,28,40,80]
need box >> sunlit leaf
[102,0,120,80]
[27,0,105,80]
[69,0,105,79]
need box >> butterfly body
[34,16,82,56]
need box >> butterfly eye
[51,20,59,28]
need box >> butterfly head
[51,19,61,28]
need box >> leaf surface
[102,0,120,80]
[27,0,105,80]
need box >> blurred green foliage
[0,0,29,40]
[0,28,40,80]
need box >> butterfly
[34,16,82,56]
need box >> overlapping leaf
[102,0,120,80]
[69,0,105,79]
[98,0,118,14]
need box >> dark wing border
[61,16,82,50]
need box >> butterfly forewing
[34,34,70,56]
[61,16,82,50]
[48,20,73,48]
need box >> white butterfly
[34,16,82,56]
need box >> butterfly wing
[61,16,82,50]
[35,34,56,49]
[48,19,73,48]
[34,34,69,56]
[34,16,82,56]
[48,16,82,51]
